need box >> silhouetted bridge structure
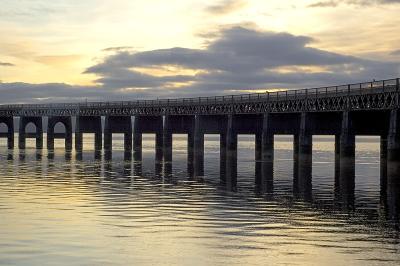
[1,78,400,201]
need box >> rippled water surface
[1,135,400,265]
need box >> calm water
[1,135,400,265]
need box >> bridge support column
[18,116,43,149]
[47,116,72,152]
[296,113,312,199]
[162,116,173,176]
[225,115,237,190]
[0,117,14,149]
[338,111,355,207]
[163,116,173,163]
[258,113,274,193]
[104,116,132,160]
[155,132,163,163]
[133,116,142,161]
[220,133,227,183]
[387,109,400,220]
[75,116,102,155]
[193,115,204,177]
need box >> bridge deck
[0,78,398,116]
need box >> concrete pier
[260,113,274,192]
[338,111,355,201]
[193,115,204,177]
[296,113,312,198]
[387,109,400,219]
[47,116,72,152]
[225,115,237,190]
[163,116,173,163]
[133,116,142,161]
[19,116,43,149]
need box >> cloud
[308,1,339,7]
[84,26,398,96]
[102,46,137,52]
[0,26,399,104]
[205,0,246,15]
[0,61,15,67]
[308,0,400,7]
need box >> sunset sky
[0,0,399,103]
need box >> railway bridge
[1,78,400,201]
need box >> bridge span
[0,78,400,200]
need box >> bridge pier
[387,109,400,220]
[224,115,237,190]
[162,116,173,176]
[133,116,142,161]
[104,116,132,159]
[296,113,312,199]
[338,111,355,207]
[155,132,163,163]
[163,116,173,163]
[0,117,14,149]
[259,113,274,193]
[18,116,43,149]
[75,116,102,156]
[47,116,72,152]
[193,115,204,177]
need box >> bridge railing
[0,78,398,110]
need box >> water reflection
[0,136,400,265]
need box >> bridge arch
[18,116,43,149]
[47,116,72,151]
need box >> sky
[0,0,399,103]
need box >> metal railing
[0,78,398,111]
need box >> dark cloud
[205,0,246,15]
[0,61,15,67]
[84,26,397,95]
[308,0,400,7]
[0,26,399,104]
